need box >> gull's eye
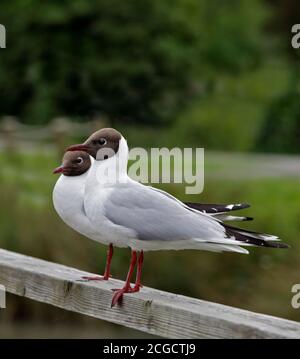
[98,138,107,146]
[75,157,84,164]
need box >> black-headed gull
[66,128,288,306]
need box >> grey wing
[104,182,226,242]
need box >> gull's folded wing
[103,182,288,249]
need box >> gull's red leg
[129,251,144,293]
[111,250,137,307]
[80,244,113,281]
[102,243,114,280]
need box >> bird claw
[129,283,143,293]
[111,284,134,292]
[111,284,143,306]
[111,286,132,307]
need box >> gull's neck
[87,136,129,188]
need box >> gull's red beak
[67,144,91,152]
[53,166,64,174]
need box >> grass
[0,149,300,327]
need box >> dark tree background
[0,0,202,124]
[0,0,300,152]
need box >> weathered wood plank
[0,248,299,339]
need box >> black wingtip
[264,241,290,249]
[243,216,254,222]
[184,202,251,214]
[222,223,289,249]
[234,203,251,210]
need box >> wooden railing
[0,116,107,152]
[0,249,300,338]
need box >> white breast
[83,160,136,248]
[52,174,111,245]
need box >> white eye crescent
[77,157,84,164]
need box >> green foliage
[0,0,201,124]
[199,0,269,75]
[0,0,271,127]
[258,73,300,153]
[172,63,291,150]
[0,0,299,152]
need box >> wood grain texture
[0,248,299,339]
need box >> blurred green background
[1,0,300,338]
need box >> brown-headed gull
[52,150,252,283]
[52,151,114,280]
